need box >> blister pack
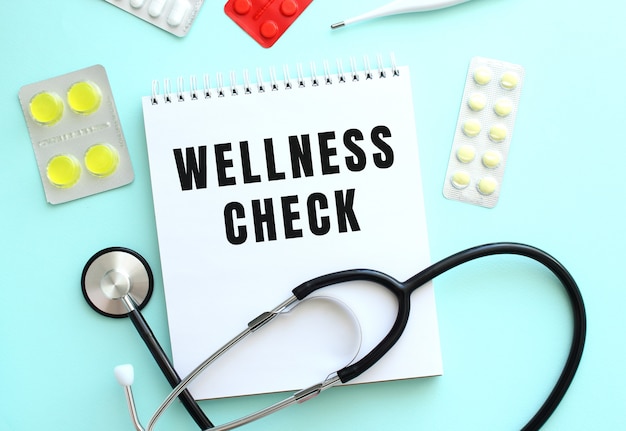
[104,0,205,37]
[225,0,313,48]
[18,65,134,205]
[443,57,525,208]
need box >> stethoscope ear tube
[292,269,410,384]
[293,242,586,431]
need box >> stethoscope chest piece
[82,247,154,318]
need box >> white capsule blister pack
[105,0,205,37]
[18,65,134,205]
[443,57,525,208]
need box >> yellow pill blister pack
[18,65,134,205]
[443,57,525,208]
[105,0,205,37]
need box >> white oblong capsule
[148,0,167,17]
[167,0,190,26]
[130,0,146,8]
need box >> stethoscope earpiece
[114,364,135,387]
[81,247,154,318]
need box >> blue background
[1,0,623,429]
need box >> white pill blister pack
[443,57,525,208]
[105,0,205,37]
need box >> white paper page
[142,64,442,399]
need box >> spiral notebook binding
[256,68,265,93]
[323,60,333,85]
[176,76,185,102]
[363,56,373,80]
[242,69,252,95]
[269,67,279,91]
[150,54,400,105]
[337,59,346,83]
[296,63,305,88]
[189,75,198,100]
[164,79,172,103]
[229,71,238,96]
[283,65,293,90]
[377,55,386,79]
[216,73,226,98]
[151,80,159,105]
[203,74,211,99]
[310,62,319,87]
[349,57,359,82]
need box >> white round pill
[488,124,507,142]
[500,71,520,90]
[473,66,492,85]
[482,150,501,169]
[494,98,513,117]
[451,171,471,189]
[477,177,498,195]
[456,145,476,163]
[462,119,481,137]
[468,93,487,112]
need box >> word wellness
[173,126,396,245]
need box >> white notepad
[142,57,442,400]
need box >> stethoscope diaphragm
[81,247,154,318]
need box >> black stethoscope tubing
[126,300,214,429]
[291,242,586,431]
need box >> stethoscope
[82,242,587,431]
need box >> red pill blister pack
[225,0,313,48]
